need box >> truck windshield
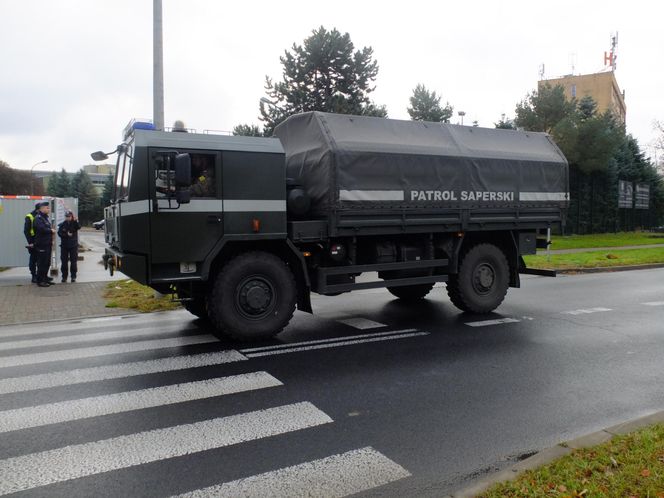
[114,141,134,201]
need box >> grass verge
[479,423,664,498]
[548,232,664,251]
[103,279,181,312]
[524,247,664,270]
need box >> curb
[556,263,664,274]
[448,410,664,497]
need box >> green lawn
[546,231,664,251]
[104,280,181,312]
[525,247,664,270]
[479,423,664,498]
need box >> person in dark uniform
[57,210,80,283]
[23,202,40,283]
[33,201,56,287]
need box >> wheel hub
[237,277,275,318]
[472,263,495,294]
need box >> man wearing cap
[23,202,40,283]
[57,210,81,283]
[33,201,56,287]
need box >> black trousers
[60,246,78,280]
[35,246,52,283]
[28,248,36,276]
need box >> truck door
[148,149,223,279]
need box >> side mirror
[91,151,109,161]
[176,189,191,204]
[174,153,191,187]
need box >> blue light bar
[123,118,155,140]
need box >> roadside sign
[635,183,650,209]
[618,180,633,208]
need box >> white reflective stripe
[119,200,151,216]
[339,190,405,201]
[0,403,333,496]
[519,192,569,201]
[0,351,246,395]
[0,373,282,434]
[156,199,223,212]
[224,200,286,212]
[175,447,411,498]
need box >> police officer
[33,201,56,287]
[23,202,40,283]
[57,210,80,282]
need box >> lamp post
[458,111,466,126]
[30,160,48,195]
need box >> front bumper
[104,248,148,284]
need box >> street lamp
[30,160,48,195]
[260,97,285,114]
[458,111,466,126]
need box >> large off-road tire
[387,283,434,301]
[446,243,509,314]
[183,297,208,320]
[207,251,296,341]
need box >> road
[0,268,663,496]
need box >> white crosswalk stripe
[0,402,333,496]
[562,307,613,315]
[465,318,521,327]
[174,447,410,498]
[0,334,218,368]
[0,324,199,352]
[0,373,281,433]
[0,350,246,395]
[642,301,664,306]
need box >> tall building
[538,71,626,124]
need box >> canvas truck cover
[274,112,569,214]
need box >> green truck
[93,112,568,341]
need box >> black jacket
[23,210,38,244]
[33,212,53,248]
[57,219,81,249]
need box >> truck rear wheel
[387,284,434,301]
[446,243,509,313]
[207,251,296,341]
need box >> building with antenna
[537,34,626,124]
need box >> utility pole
[153,0,164,131]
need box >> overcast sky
[2,0,662,172]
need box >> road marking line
[240,329,417,354]
[562,307,613,315]
[173,447,410,498]
[338,318,386,330]
[0,373,281,433]
[642,301,664,306]
[0,325,199,352]
[0,351,246,395]
[0,315,191,339]
[245,332,429,358]
[0,335,219,369]
[465,318,521,327]
[0,402,332,496]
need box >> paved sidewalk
[0,281,137,326]
[538,242,664,255]
[0,232,134,326]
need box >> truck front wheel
[446,243,509,313]
[207,251,297,341]
[387,283,434,301]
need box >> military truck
[93,112,568,341]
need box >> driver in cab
[190,155,215,197]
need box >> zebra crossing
[0,312,412,497]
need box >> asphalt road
[0,268,663,497]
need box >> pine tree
[101,174,114,208]
[259,26,386,135]
[407,84,453,122]
[71,170,99,224]
[47,169,71,197]
[232,124,263,137]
